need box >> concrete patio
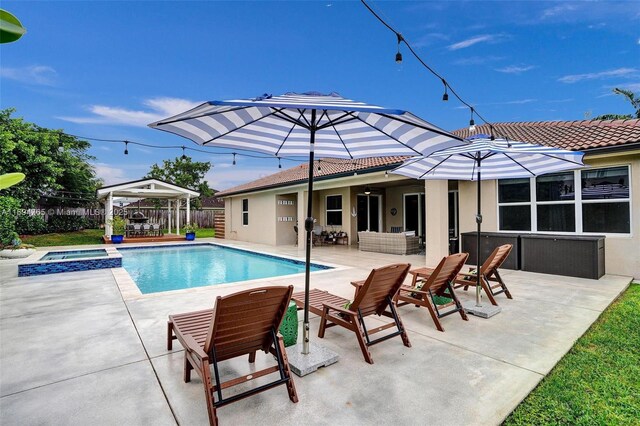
[0,239,631,425]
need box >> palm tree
[613,88,640,118]
[594,88,640,120]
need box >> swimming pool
[118,244,330,294]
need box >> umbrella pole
[476,161,482,307]
[302,110,317,355]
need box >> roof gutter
[582,142,640,156]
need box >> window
[242,199,249,225]
[498,166,631,234]
[326,195,342,226]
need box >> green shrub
[15,213,47,235]
[46,215,88,233]
[0,196,20,246]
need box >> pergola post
[167,200,172,234]
[175,198,180,235]
[186,195,191,224]
[105,192,113,236]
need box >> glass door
[357,194,381,232]
[404,193,425,242]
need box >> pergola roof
[96,178,199,200]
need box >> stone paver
[0,239,631,425]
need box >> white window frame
[497,165,632,237]
[325,194,343,227]
[241,198,249,226]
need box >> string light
[278,157,282,169]
[232,153,237,165]
[469,108,476,132]
[489,125,496,141]
[317,160,322,172]
[361,0,502,135]
[181,146,187,160]
[395,33,403,64]
[124,141,129,155]
[385,170,389,178]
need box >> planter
[111,235,124,244]
[185,232,196,241]
[0,248,36,259]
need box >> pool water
[40,249,108,261]
[118,244,329,294]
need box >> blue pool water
[118,244,329,294]
[40,249,108,261]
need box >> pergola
[96,178,200,237]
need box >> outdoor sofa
[357,231,420,255]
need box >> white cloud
[92,163,132,185]
[0,65,57,85]
[495,65,536,74]
[447,34,503,50]
[453,55,504,66]
[541,4,577,19]
[58,97,201,127]
[205,166,278,191]
[558,68,639,83]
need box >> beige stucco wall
[454,151,640,279]
[225,192,277,245]
[275,194,297,245]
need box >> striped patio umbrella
[392,136,585,306]
[149,92,465,356]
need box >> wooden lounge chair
[396,253,469,332]
[167,286,298,426]
[292,263,411,364]
[454,244,513,306]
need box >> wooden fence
[213,212,225,239]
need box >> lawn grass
[21,228,215,246]
[504,282,640,425]
[21,229,105,246]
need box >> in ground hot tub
[19,248,121,277]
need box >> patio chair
[167,286,298,426]
[396,253,469,332]
[454,244,513,306]
[292,263,411,364]
[312,225,326,246]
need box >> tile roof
[218,119,639,196]
[452,118,640,151]
[216,156,408,196]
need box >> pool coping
[110,240,346,300]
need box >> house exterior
[217,119,640,279]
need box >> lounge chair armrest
[322,302,354,316]
[182,334,208,361]
[399,286,430,296]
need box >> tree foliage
[145,156,214,209]
[0,109,102,207]
[594,88,640,120]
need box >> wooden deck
[102,234,186,244]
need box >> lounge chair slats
[397,253,469,332]
[167,286,298,426]
[454,244,513,305]
[293,264,411,364]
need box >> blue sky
[1,1,638,190]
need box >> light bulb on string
[469,108,476,132]
[232,153,237,166]
[395,33,403,64]
[181,146,187,160]
[442,80,449,101]
[278,157,282,169]
[124,141,129,155]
